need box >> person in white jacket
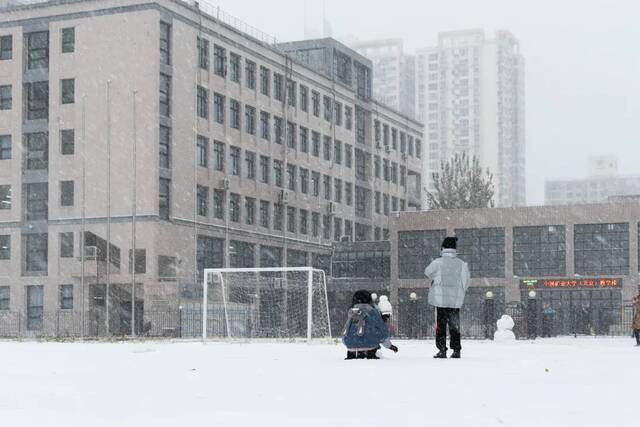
[424,237,470,359]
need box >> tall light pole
[80,94,87,338]
[131,90,137,337]
[105,80,112,337]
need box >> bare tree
[426,152,495,209]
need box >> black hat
[352,289,372,306]
[442,236,458,249]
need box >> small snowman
[494,314,516,341]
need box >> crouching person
[342,290,398,359]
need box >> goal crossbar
[202,267,331,342]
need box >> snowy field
[1,338,636,427]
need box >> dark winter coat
[342,304,390,350]
[633,301,640,330]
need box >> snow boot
[365,349,380,359]
[433,350,447,359]
[451,350,461,359]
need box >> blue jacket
[342,304,391,350]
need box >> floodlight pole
[306,268,313,343]
[202,272,207,342]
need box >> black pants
[634,329,640,345]
[436,307,461,351]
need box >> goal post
[202,267,332,342]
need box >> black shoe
[365,349,380,360]
[433,350,447,359]
[451,350,461,359]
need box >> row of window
[373,119,422,159]
[0,130,76,163]
[398,223,637,279]
[0,80,75,121]
[0,28,74,68]
[0,285,73,329]
[0,180,73,218]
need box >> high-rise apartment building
[0,0,422,335]
[351,39,416,120]
[416,29,525,207]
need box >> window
[374,191,381,214]
[24,234,48,274]
[230,146,240,176]
[400,132,406,153]
[260,111,270,140]
[60,129,74,155]
[274,160,283,187]
[59,232,73,258]
[197,86,208,118]
[26,285,44,330]
[209,93,223,124]
[311,90,320,116]
[25,81,49,120]
[323,95,332,121]
[24,182,49,221]
[274,73,283,101]
[455,227,505,278]
[312,131,320,157]
[323,215,331,240]
[128,249,146,274]
[299,127,308,153]
[383,159,390,181]
[345,182,353,206]
[312,213,320,237]
[300,85,308,112]
[408,137,414,155]
[159,74,171,117]
[260,155,270,183]
[513,226,566,277]
[60,79,76,104]
[344,144,352,168]
[312,172,320,197]
[287,122,296,149]
[416,139,422,158]
[213,190,224,219]
[355,150,366,180]
[0,235,10,260]
[60,181,74,207]
[230,99,240,129]
[398,230,447,279]
[574,223,628,275]
[197,37,209,69]
[299,210,308,235]
[245,151,256,180]
[245,60,256,89]
[24,132,48,170]
[355,106,365,144]
[245,197,255,225]
[287,207,296,233]
[345,106,352,130]
[158,255,177,279]
[197,135,208,167]
[197,185,208,216]
[26,31,49,70]
[245,105,256,135]
[391,162,398,184]
[383,124,389,146]
[391,128,398,150]
[156,127,171,171]
[383,194,389,215]
[400,166,406,187]
[260,200,270,228]
[214,45,226,76]
[334,217,342,241]
[229,53,241,82]
[287,80,296,107]
[230,241,255,268]
[323,136,331,161]
[0,135,11,160]
[335,101,342,126]
[274,117,283,144]
[0,286,8,310]
[159,22,170,65]
[300,168,309,194]
[287,164,296,191]
[260,245,282,267]
[323,175,331,200]
[0,35,12,60]
[260,66,270,96]
[229,193,240,222]
[374,156,381,178]
[0,85,11,110]
[334,140,342,164]
[356,187,367,216]
[344,220,353,242]
[334,178,342,203]
[274,203,283,231]
[61,27,75,53]
[0,185,11,210]
[159,178,170,219]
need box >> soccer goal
[202,267,332,342]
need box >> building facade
[390,201,640,336]
[350,38,416,120]
[416,29,525,208]
[546,156,640,205]
[0,0,422,336]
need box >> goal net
[202,267,332,342]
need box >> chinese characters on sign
[520,278,621,289]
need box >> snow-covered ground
[1,338,636,427]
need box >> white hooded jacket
[424,249,470,309]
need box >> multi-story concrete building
[0,0,423,336]
[350,39,416,120]
[546,156,640,205]
[416,29,525,207]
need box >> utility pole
[105,81,111,337]
[131,90,137,337]
[80,95,87,339]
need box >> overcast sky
[212,0,640,205]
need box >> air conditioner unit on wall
[327,202,336,215]
[220,178,230,190]
[385,145,391,153]
[279,189,289,204]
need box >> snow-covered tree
[426,152,495,209]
